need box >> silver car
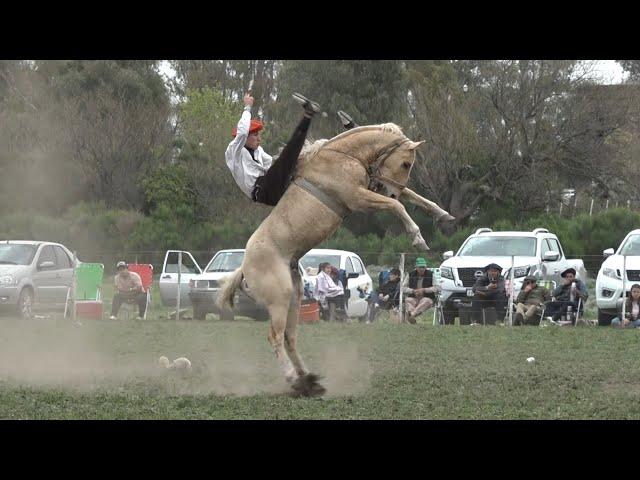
[0,240,76,318]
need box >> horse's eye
[402,162,411,169]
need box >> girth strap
[293,177,351,219]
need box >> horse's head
[371,135,425,199]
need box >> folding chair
[65,263,104,320]
[122,263,153,319]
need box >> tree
[38,60,174,209]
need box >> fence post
[399,253,405,323]
[622,254,627,324]
[605,199,609,210]
[559,201,563,216]
[71,251,77,324]
[176,251,182,321]
[589,198,594,216]
[508,255,515,326]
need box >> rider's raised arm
[225,104,252,167]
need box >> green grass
[1,308,640,419]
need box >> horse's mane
[300,123,405,161]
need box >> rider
[225,92,322,206]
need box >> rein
[320,137,412,193]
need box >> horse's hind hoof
[290,373,326,398]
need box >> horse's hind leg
[245,257,295,380]
[285,270,326,397]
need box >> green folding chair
[65,263,104,319]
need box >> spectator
[471,263,507,325]
[545,268,588,324]
[314,262,345,321]
[612,284,640,328]
[514,276,551,326]
[110,261,147,320]
[402,257,438,324]
[365,267,402,324]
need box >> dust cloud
[0,320,373,399]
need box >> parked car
[299,248,373,320]
[158,250,203,308]
[596,229,640,325]
[0,240,77,318]
[165,248,373,321]
[438,228,586,324]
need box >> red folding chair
[126,264,153,319]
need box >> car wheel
[220,309,235,321]
[193,304,208,320]
[18,288,34,319]
[597,309,615,326]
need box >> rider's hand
[244,93,254,107]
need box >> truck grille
[627,270,640,282]
[457,268,484,287]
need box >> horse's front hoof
[290,373,326,398]
[412,236,430,251]
[437,213,455,223]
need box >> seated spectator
[612,284,640,328]
[545,268,588,325]
[514,276,551,326]
[471,263,507,325]
[366,268,402,324]
[402,257,439,324]
[314,262,345,321]
[110,261,147,320]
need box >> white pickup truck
[438,228,587,324]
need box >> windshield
[299,254,341,276]
[206,251,244,272]
[620,235,640,255]
[0,244,37,265]
[458,236,537,257]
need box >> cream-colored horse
[218,123,453,396]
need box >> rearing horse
[218,123,453,396]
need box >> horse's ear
[407,140,426,151]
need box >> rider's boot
[337,110,357,130]
[292,93,322,118]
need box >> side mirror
[603,248,615,258]
[347,272,359,279]
[542,251,560,262]
[443,251,454,260]
[38,261,55,270]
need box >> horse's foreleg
[400,187,455,222]
[349,188,430,250]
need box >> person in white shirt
[612,284,640,328]
[225,91,321,206]
[314,262,345,321]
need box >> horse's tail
[217,267,244,311]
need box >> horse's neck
[329,129,396,165]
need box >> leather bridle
[320,137,412,193]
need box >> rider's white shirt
[225,106,273,199]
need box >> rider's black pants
[252,116,311,206]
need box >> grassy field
[1,301,640,419]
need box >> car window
[0,244,37,265]
[299,254,341,274]
[206,251,244,273]
[620,235,640,255]
[165,251,199,273]
[458,236,537,256]
[540,239,550,257]
[53,246,72,268]
[345,257,355,274]
[547,238,563,257]
[37,245,57,269]
[352,257,365,274]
